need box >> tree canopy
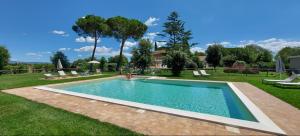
[276,47,300,66]
[163,50,188,76]
[161,11,196,54]
[99,57,107,70]
[218,44,273,67]
[205,44,223,69]
[0,46,10,70]
[72,15,110,71]
[108,55,128,68]
[131,39,153,74]
[50,51,70,69]
[107,16,147,72]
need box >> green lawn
[0,72,140,135]
[154,69,300,109]
[0,92,139,135]
[0,70,299,135]
[0,72,118,90]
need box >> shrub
[232,61,246,72]
[242,68,259,74]
[222,55,237,67]
[223,68,239,73]
[107,63,117,72]
[257,61,275,72]
[191,55,203,68]
[224,67,259,74]
[185,59,197,69]
[163,50,187,76]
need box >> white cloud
[206,41,233,47]
[74,45,132,57]
[52,30,69,37]
[52,30,65,35]
[75,36,99,43]
[220,41,232,47]
[75,37,85,42]
[205,38,300,53]
[58,48,71,51]
[125,41,137,47]
[239,38,300,53]
[206,43,214,47]
[25,51,52,58]
[123,41,138,50]
[144,17,159,26]
[156,41,167,47]
[74,45,112,54]
[111,50,132,57]
[142,32,167,48]
[26,52,42,57]
[143,32,159,41]
[41,51,51,54]
[190,47,205,53]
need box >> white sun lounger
[44,73,55,79]
[58,70,67,77]
[263,73,298,83]
[80,71,90,76]
[199,70,210,76]
[193,71,201,76]
[277,82,300,86]
[71,71,79,76]
[96,69,102,74]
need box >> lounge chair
[199,70,210,76]
[96,69,102,74]
[276,81,300,88]
[44,73,55,79]
[193,71,201,76]
[80,71,89,76]
[58,70,67,77]
[277,82,300,86]
[71,71,79,76]
[263,73,298,84]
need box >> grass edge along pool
[35,77,285,135]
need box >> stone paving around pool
[2,81,300,135]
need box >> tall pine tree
[161,11,196,54]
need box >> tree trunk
[117,39,126,74]
[89,36,98,72]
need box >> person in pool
[126,73,132,80]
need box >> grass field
[0,72,118,90]
[0,72,140,135]
[0,92,139,135]
[0,70,299,135]
[154,69,300,109]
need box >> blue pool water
[54,78,257,122]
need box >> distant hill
[9,61,50,64]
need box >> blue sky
[1,0,300,62]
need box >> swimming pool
[55,78,256,121]
[36,77,285,134]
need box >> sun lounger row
[44,70,76,79]
[193,70,210,77]
[43,70,89,79]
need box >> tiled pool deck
[2,81,300,135]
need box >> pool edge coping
[34,76,286,135]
